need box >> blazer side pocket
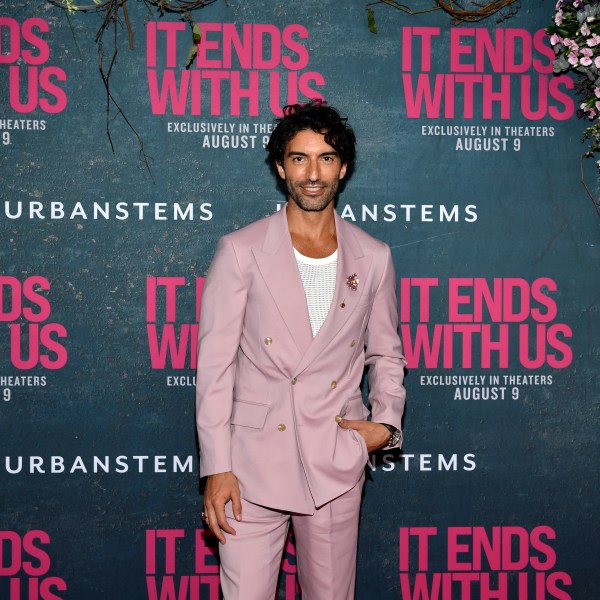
[230,400,269,429]
[341,393,370,420]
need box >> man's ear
[339,162,348,180]
[276,161,286,180]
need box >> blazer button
[335,415,343,423]
[330,380,337,389]
[277,423,286,432]
[291,377,297,385]
[350,340,356,347]
[264,337,272,345]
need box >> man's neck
[286,201,338,259]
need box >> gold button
[291,377,297,385]
[335,415,343,423]
[350,340,356,347]
[264,337,272,345]
[340,302,346,308]
[277,423,286,432]
[330,380,337,389]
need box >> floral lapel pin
[346,273,359,291]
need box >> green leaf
[193,24,202,42]
[185,45,198,69]
[367,7,377,34]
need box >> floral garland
[547,2,600,169]
[547,0,600,214]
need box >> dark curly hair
[266,100,356,168]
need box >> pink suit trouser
[219,476,364,599]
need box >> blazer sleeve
[195,236,247,477]
[364,244,407,446]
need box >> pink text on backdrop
[0,530,67,599]
[145,528,299,599]
[0,17,67,114]
[400,27,574,120]
[146,277,204,369]
[146,22,325,117]
[0,276,68,369]
[399,277,572,369]
[398,526,572,599]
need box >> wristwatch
[380,423,401,448]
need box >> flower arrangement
[547,0,600,175]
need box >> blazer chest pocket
[230,400,269,429]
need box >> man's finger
[214,501,237,538]
[231,489,243,522]
[337,418,363,430]
[204,504,226,544]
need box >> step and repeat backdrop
[1,1,599,598]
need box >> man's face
[276,129,348,213]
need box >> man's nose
[307,159,320,181]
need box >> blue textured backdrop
[1,1,598,598]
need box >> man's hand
[203,471,242,544]
[337,419,391,453]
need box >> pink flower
[581,22,591,36]
[568,51,579,66]
[595,56,600,68]
[595,101,600,111]
[580,48,593,66]
[595,87,600,98]
[574,0,582,7]
[587,34,600,47]
[563,38,578,51]
[555,10,563,26]
[581,104,597,119]
[550,33,563,46]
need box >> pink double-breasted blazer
[196,206,406,514]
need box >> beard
[285,178,339,212]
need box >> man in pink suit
[196,101,406,599]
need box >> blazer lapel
[293,212,373,376]
[252,208,313,357]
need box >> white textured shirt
[294,248,338,338]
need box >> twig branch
[47,0,218,179]
[436,0,520,24]
[580,154,600,217]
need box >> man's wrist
[379,423,401,447]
